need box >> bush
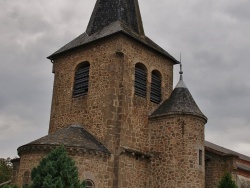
[30,146,85,188]
[217,172,238,188]
[0,158,12,184]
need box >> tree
[30,146,85,188]
[0,158,12,184]
[217,172,238,188]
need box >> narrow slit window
[73,62,90,97]
[150,70,161,104]
[134,63,147,98]
[199,149,203,166]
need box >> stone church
[11,0,250,187]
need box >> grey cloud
[148,0,250,157]
[0,0,250,158]
[144,0,250,156]
[224,0,250,22]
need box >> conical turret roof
[150,73,207,121]
[47,0,178,63]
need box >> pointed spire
[176,53,187,88]
[86,0,145,36]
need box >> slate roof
[149,77,207,120]
[86,0,144,36]
[205,141,250,162]
[236,162,250,172]
[18,125,110,154]
[47,0,178,63]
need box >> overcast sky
[0,0,250,158]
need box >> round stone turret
[149,66,207,188]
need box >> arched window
[73,62,90,97]
[85,179,95,188]
[23,171,30,186]
[134,63,147,98]
[150,70,162,104]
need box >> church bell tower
[47,0,177,154]
[15,0,207,187]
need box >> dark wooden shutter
[150,74,161,103]
[73,66,89,97]
[135,67,147,98]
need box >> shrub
[0,158,12,184]
[217,172,238,188]
[30,146,85,188]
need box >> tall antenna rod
[179,53,183,80]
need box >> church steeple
[48,0,178,63]
[86,0,144,36]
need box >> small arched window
[85,179,95,188]
[23,171,30,186]
[150,70,162,104]
[134,63,147,98]
[73,62,90,97]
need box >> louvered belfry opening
[73,62,90,97]
[134,63,147,98]
[150,70,162,104]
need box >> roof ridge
[205,141,250,162]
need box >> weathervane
[179,53,183,80]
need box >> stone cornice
[120,146,152,160]
[18,144,111,158]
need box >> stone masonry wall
[17,152,46,187]
[236,159,250,179]
[45,33,174,188]
[205,151,236,188]
[17,150,113,188]
[114,36,173,153]
[50,35,126,154]
[118,154,149,188]
[149,115,205,188]
[49,34,173,155]
[49,36,120,131]
[11,159,20,185]
[72,153,113,188]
